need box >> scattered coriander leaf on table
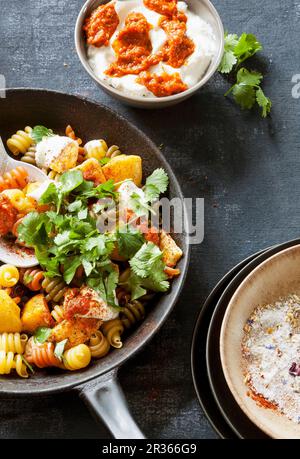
[226,68,272,117]
[219,32,271,117]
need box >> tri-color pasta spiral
[120,301,145,330]
[63,344,91,370]
[0,167,29,192]
[0,351,28,378]
[101,318,124,349]
[21,145,37,166]
[51,305,65,323]
[6,127,33,156]
[87,330,110,358]
[42,276,67,303]
[20,268,45,291]
[0,333,28,354]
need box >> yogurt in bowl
[75,0,224,107]
[86,0,217,98]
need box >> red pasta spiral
[65,125,85,164]
[0,167,29,192]
[20,268,45,291]
[26,341,61,368]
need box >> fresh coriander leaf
[256,87,272,117]
[129,192,155,217]
[21,355,34,374]
[63,256,82,284]
[82,259,93,276]
[68,200,82,212]
[54,230,71,246]
[116,225,144,259]
[232,84,256,110]
[145,168,168,196]
[99,157,110,165]
[129,242,163,278]
[54,339,68,361]
[122,271,147,300]
[234,33,262,64]
[218,32,239,73]
[78,207,88,220]
[31,125,54,143]
[87,264,119,308]
[34,327,52,344]
[225,68,268,112]
[39,182,59,206]
[59,170,84,194]
[144,184,161,202]
[236,68,262,86]
[17,212,49,246]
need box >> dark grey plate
[191,249,266,439]
[206,238,300,439]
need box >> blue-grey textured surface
[0,0,299,439]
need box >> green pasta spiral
[42,277,67,303]
[120,300,145,330]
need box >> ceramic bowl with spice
[220,244,300,439]
[75,0,224,108]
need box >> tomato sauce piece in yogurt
[159,15,195,68]
[105,12,159,77]
[83,3,119,47]
[137,71,187,97]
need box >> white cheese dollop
[35,135,77,170]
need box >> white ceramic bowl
[75,0,224,108]
[220,244,300,439]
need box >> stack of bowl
[191,240,300,439]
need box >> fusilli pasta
[0,264,20,287]
[42,276,67,303]
[21,145,37,166]
[0,167,29,192]
[26,340,61,368]
[120,301,145,330]
[101,318,124,348]
[6,127,33,156]
[63,344,91,370]
[0,332,28,354]
[87,330,110,358]
[0,351,28,377]
[51,305,65,323]
[20,268,45,291]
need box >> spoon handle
[0,137,17,173]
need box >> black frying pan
[0,89,190,438]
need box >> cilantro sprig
[121,242,169,300]
[129,168,169,217]
[31,125,54,143]
[225,68,272,117]
[18,171,119,303]
[218,32,271,117]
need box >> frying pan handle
[77,370,145,439]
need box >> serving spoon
[0,137,47,267]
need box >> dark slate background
[0,0,299,439]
